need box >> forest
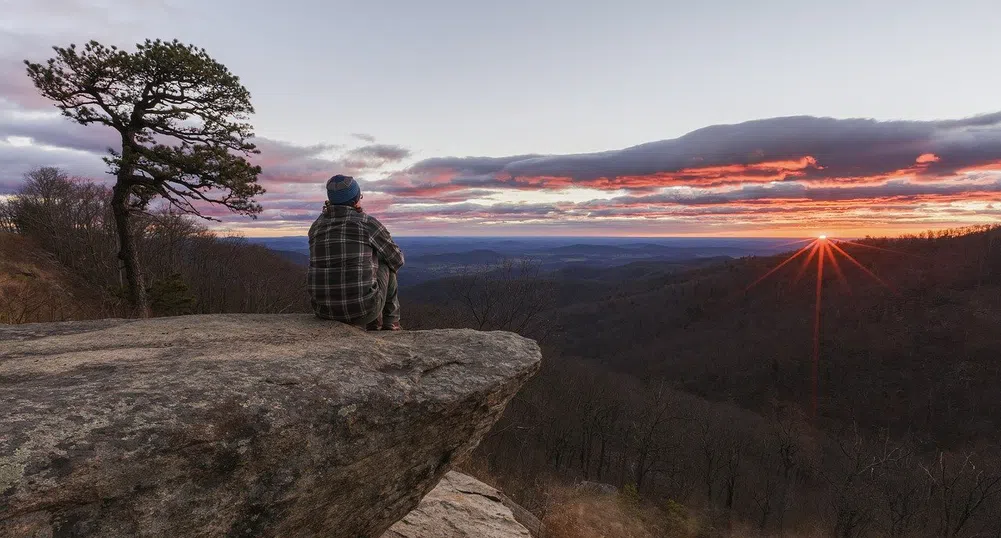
[3,167,1001,537]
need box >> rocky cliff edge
[0,314,541,537]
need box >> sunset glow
[5,107,1001,237]
[2,3,1001,237]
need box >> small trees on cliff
[25,39,264,316]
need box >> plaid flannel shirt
[307,204,404,322]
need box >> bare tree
[450,258,555,339]
[5,168,120,296]
[823,426,906,538]
[0,198,16,233]
[921,451,1001,538]
[628,381,686,491]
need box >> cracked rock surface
[382,472,535,538]
[0,314,541,538]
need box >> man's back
[307,203,403,322]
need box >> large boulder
[382,472,535,538]
[0,314,541,537]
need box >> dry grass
[457,454,698,538]
[538,486,700,538]
[0,233,99,323]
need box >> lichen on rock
[0,314,541,538]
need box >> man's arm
[367,216,405,272]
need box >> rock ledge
[0,314,541,537]
[383,471,536,538]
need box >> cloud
[0,102,121,154]
[251,141,413,202]
[3,91,1000,234]
[2,0,994,235]
[595,178,1001,207]
[0,64,50,111]
[0,139,111,188]
[1,0,181,110]
[0,104,411,209]
[0,88,409,177]
[342,144,412,169]
[0,31,60,111]
[377,154,544,197]
[347,144,410,161]
[377,114,1001,197]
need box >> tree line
[403,238,1001,537]
[1,167,307,321]
[480,352,1001,537]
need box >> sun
[746,234,899,420]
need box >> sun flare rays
[746,236,899,419]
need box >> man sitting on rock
[308,174,404,330]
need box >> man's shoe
[365,321,382,331]
[382,322,402,331]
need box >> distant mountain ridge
[248,236,793,285]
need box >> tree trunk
[596,437,607,480]
[634,449,648,490]
[758,492,771,531]
[111,180,149,318]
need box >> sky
[2,0,1001,237]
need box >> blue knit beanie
[326,174,361,205]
